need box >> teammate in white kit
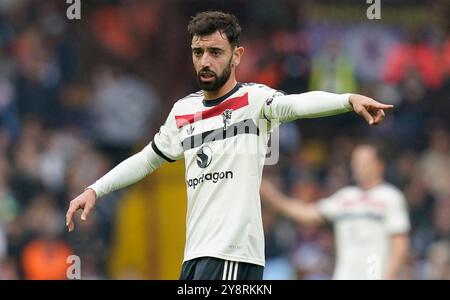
[66,11,394,280]
[261,144,410,280]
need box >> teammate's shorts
[179,257,264,280]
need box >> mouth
[199,71,216,83]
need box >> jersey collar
[202,83,242,107]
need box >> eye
[193,49,202,57]
[211,50,220,56]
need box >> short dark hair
[187,11,241,47]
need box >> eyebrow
[191,46,224,52]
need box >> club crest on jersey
[222,109,233,131]
[186,124,195,135]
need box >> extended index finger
[372,102,394,110]
[66,208,74,226]
[81,202,94,221]
[66,202,79,229]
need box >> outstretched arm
[260,179,325,225]
[264,91,393,125]
[66,142,165,232]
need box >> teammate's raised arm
[260,179,325,225]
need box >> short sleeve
[152,108,184,162]
[385,188,410,235]
[317,191,343,222]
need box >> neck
[359,178,383,190]
[203,77,237,100]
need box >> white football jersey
[153,83,282,266]
[317,183,410,279]
[89,81,352,267]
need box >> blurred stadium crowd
[0,0,449,279]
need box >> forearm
[385,235,409,279]
[265,92,353,122]
[266,194,301,220]
[264,193,323,225]
[385,254,405,280]
[88,142,165,198]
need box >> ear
[232,46,244,67]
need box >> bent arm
[88,142,165,198]
[385,234,410,280]
[264,91,353,123]
[260,179,325,225]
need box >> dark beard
[196,59,232,92]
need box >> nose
[199,53,212,68]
